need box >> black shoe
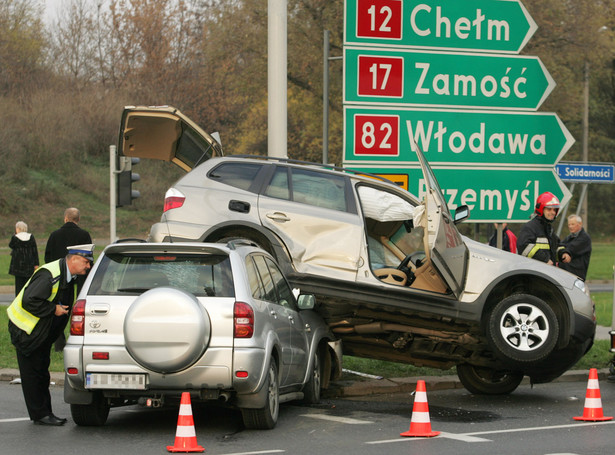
[51,414,68,423]
[34,415,66,426]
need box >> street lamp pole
[578,60,590,229]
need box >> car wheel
[487,294,559,363]
[241,358,280,430]
[70,392,110,426]
[457,364,524,395]
[302,346,323,405]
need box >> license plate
[86,373,147,390]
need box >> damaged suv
[117,105,595,395]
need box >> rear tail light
[234,302,254,338]
[163,188,186,212]
[70,299,86,336]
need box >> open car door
[415,148,468,298]
[118,105,223,172]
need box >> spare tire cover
[124,287,210,373]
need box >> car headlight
[574,279,587,294]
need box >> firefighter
[517,192,571,266]
[6,244,94,426]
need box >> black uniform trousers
[15,338,55,421]
[15,315,67,421]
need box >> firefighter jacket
[517,216,568,264]
[6,259,71,356]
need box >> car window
[246,255,266,300]
[264,256,296,310]
[208,162,263,191]
[252,255,278,303]
[88,252,235,297]
[263,166,347,212]
[359,186,424,271]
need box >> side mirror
[297,294,316,310]
[454,205,470,224]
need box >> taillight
[234,302,254,338]
[70,299,86,336]
[163,188,185,212]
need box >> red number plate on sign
[356,0,403,40]
[357,55,403,97]
[354,114,400,156]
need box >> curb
[1,368,611,398]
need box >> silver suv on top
[63,241,341,428]
[117,106,595,395]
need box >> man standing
[7,244,94,426]
[559,215,592,280]
[45,208,92,351]
[518,192,571,266]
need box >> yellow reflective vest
[6,260,62,335]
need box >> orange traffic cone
[400,380,440,437]
[167,392,205,453]
[574,368,613,422]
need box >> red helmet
[535,192,560,217]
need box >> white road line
[366,420,615,445]
[218,451,285,455]
[300,414,373,424]
[0,418,30,423]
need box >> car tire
[70,392,110,426]
[241,358,280,430]
[457,364,524,395]
[302,346,323,405]
[487,294,559,363]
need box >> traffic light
[117,156,141,206]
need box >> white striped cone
[574,368,613,421]
[167,392,205,452]
[400,380,440,437]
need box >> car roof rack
[230,154,397,185]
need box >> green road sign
[347,164,571,222]
[345,0,537,54]
[344,46,554,110]
[343,106,574,166]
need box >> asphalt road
[1,378,614,455]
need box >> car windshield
[88,252,235,297]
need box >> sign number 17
[358,55,403,97]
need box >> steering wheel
[397,251,426,271]
[374,268,408,286]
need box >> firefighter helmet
[535,192,560,217]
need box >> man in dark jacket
[7,244,93,426]
[559,215,592,280]
[45,208,92,351]
[518,192,571,266]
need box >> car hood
[460,236,580,301]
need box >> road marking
[300,414,373,424]
[366,420,615,445]
[219,451,285,455]
[0,418,30,423]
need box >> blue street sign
[555,162,615,183]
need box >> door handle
[266,212,291,222]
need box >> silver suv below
[63,241,341,428]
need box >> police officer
[6,244,94,426]
[518,192,571,266]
